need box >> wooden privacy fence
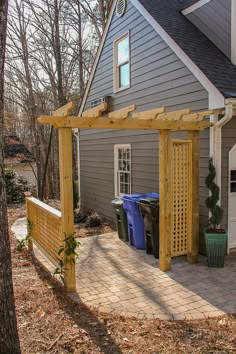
[26,197,62,266]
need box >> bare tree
[7,0,42,196]
[0,0,21,352]
[5,0,112,199]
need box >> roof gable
[80,0,233,115]
[138,0,236,98]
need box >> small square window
[114,33,130,92]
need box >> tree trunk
[0,0,21,352]
[98,0,106,31]
[16,0,42,198]
[77,1,84,97]
[54,0,66,107]
[40,0,67,200]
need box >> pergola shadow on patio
[33,232,236,320]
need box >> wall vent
[90,97,105,108]
[90,96,111,110]
[116,0,127,18]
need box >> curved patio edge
[75,233,236,321]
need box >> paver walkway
[76,233,236,320]
[12,220,236,320]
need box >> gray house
[78,0,236,253]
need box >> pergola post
[58,127,76,292]
[187,131,200,263]
[159,130,172,271]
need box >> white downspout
[214,99,236,203]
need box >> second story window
[114,33,130,92]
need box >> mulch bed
[8,203,236,353]
[45,199,115,238]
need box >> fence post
[58,127,76,292]
[159,130,172,271]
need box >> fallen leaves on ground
[8,203,236,353]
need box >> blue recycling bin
[122,193,159,249]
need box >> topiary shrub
[4,169,31,203]
[85,212,102,228]
[205,158,224,231]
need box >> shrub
[74,209,89,224]
[85,212,102,228]
[4,169,31,203]
[205,158,224,230]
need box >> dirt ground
[8,203,236,353]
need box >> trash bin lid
[111,198,123,206]
[144,193,159,199]
[139,197,159,206]
[122,193,159,202]
[122,194,145,201]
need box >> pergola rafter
[38,103,214,131]
[34,103,221,292]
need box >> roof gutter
[215,98,236,128]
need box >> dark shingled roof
[4,135,35,163]
[138,0,236,98]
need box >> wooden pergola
[37,102,216,292]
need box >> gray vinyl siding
[221,117,236,228]
[186,0,231,59]
[80,1,209,241]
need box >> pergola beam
[38,115,213,131]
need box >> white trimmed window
[114,144,131,196]
[113,33,130,92]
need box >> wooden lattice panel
[26,197,62,266]
[171,140,192,257]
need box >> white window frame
[113,31,130,93]
[114,144,131,197]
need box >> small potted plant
[205,158,227,267]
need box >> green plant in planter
[205,158,227,267]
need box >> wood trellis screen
[26,197,62,266]
[171,140,192,257]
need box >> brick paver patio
[13,219,236,320]
[75,232,236,320]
